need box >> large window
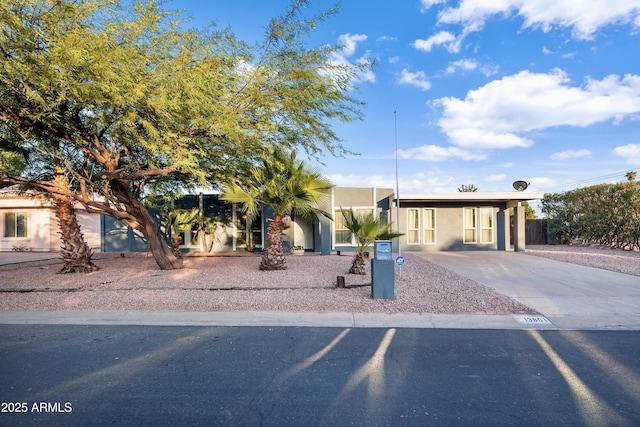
[480,208,494,243]
[406,208,436,244]
[407,209,419,244]
[423,208,436,244]
[463,207,476,243]
[334,208,374,245]
[3,212,28,238]
[463,207,494,244]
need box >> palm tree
[2,144,99,273]
[51,166,100,273]
[626,171,637,182]
[458,184,478,192]
[222,149,333,270]
[165,208,199,258]
[340,209,403,275]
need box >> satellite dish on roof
[513,181,529,192]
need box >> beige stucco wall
[393,205,500,252]
[333,187,393,208]
[0,194,53,251]
[1,193,102,252]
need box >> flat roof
[395,192,544,203]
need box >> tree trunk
[138,202,183,270]
[260,214,286,270]
[111,181,183,270]
[171,235,183,258]
[51,167,99,274]
[349,253,366,275]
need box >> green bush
[542,182,640,250]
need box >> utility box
[373,240,392,261]
[372,240,394,299]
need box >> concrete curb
[0,310,564,330]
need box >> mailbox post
[371,240,394,300]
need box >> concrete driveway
[418,251,640,330]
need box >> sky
[169,0,640,212]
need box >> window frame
[479,207,494,244]
[463,207,477,244]
[334,207,375,246]
[3,211,29,239]
[422,208,436,244]
[407,208,420,245]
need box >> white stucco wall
[1,193,102,252]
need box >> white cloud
[444,59,478,75]
[328,171,458,193]
[429,0,640,40]
[550,149,592,160]
[485,173,507,182]
[613,144,640,164]
[413,31,459,53]
[328,34,376,84]
[442,59,497,77]
[420,0,447,12]
[397,68,432,91]
[337,33,367,56]
[434,69,640,150]
[327,173,394,189]
[376,35,397,42]
[396,145,486,161]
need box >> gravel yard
[525,244,640,277]
[0,245,636,314]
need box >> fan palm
[222,149,333,270]
[165,208,199,258]
[340,209,403,275]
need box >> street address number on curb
[395,256,405,266]
[514,315,550,324]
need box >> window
[480,208,493,243]
[407,209,419,244]
[423,208,436,244]
[3,212,28,238]
[463,208,476,243]
[334,208,374,245]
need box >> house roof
[395,192,544,207]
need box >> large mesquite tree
[0,0,365,269]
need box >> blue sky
[170,0,640,210]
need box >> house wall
[1,193,101,252]
[0,198,53,251]
[392,201,507,252]
[331,187,394,252]
[97,188,534,254]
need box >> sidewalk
[0,310,553,330]
[0,251,59,266]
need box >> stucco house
[100,186,543,254]
[383,191,544,252]
[0,186,101,252]
[2,185,542,254]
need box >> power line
[542,169,634,192]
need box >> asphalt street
[1,325,639,426]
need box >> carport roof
[395,192,544,206]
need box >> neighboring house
[0,186,101,252]
[4,186,542,254]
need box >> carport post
[513,204,526,252]
[497,209,509,251]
